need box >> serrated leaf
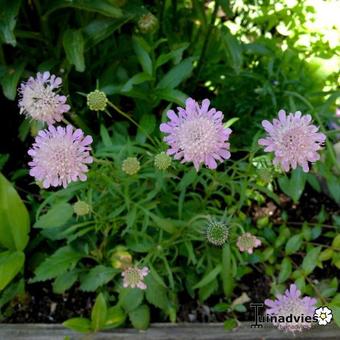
[91,293,107,331]
[63,317,91,333]
[156,57,194,89]
[0,0,22,46]
[34,202,73,229]
[285,234,303,255]
[119,287,144,312]
[63,29,85,72]
[53,270,78,294]
[145,274,169,311]
[128,304,150,330]
[0,250,25,291]
[32,246,83,282]
[80,265,117,292]
[0,172,30,251]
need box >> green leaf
[128,304,150,330]
[0,62,25,100]
[327,175,340,204]
[278,168,306,203]
[80,265,117,292]
[91,293,107,331]
[155,43,189,68]
[132,36,153,76]
[0,0,22,46]
[34,202,73,229]
[145,274,169,311]
[332,234,340,249]
[156,57,194,89]
[52,270,78,294]
[121,73,153,92]
[150,214,175,234]
[0,173,30,251]
[278,257,292,283]
[224,117,239,128]
[222,27,243,73]
[221,244,233,298]
[193,265,222,289]
[63,29,85,72]
[224,318,238,330]
[155,88,187,106]
[285,234,303,255]
[0,250,25,291]
[105,305,126,328]
[44,0,123,18]
[32,246,83,282]
[302,247,321,275]
[63,317,91,333]
[119,287,144,313]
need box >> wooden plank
[0,322,339,339]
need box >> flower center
[125,268,141,286]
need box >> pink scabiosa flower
[258,110,326,172]
[265,284,317,333]
[236,232,261,254]
[18,71,70,124]
[160,98,232,171]
[122,266,149,290]
[28,125,93,188]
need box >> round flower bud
[122,157,140,175]
[73,200,91,216]
[154,152,171,170]
[206,220,229,246]
[87,90,108,111]
[111,246,133,269]
[138,12,158,34]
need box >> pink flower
[258,110,326,172]
[122,266,149,290]
[18,71,70,124]
[28,125,93,188]
[160,98,232,171]
[265,284,317,333]
[236,232,261,254]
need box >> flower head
[138,12,158,34]
[73,201,91,216]
[28,125,93,188]
[154,152,172,170]
[258,110,326,172]
[122,266,149,290]
[160,98,232,171]
[18,71,70,124]
[236,232,261,254]
[122,157,140,175]
[265,284,317,333]
[206,219,229,246]
[87,90,107,111]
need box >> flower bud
[73,200,91,216]
[154,152,171,170]
[122,157,140,175]
[87,90,107,111]
[138,12,158,34]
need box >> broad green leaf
[145,274,169,311]
[63,29,85,72]
[63,317,91,333]
[105,305,126,328]
[151,214,175,234]
[0,62,25,100]
[221,244,233,297]
[332,234,340,249]
[224,318,238,330]
[0,173,30,250]
[121,72,153,92]
[128,304,150,330]
[132,36,152,76]
[0,0,22,46]
[278,257,292,283]
[119,287,144,313]
[302,247,321,275]
[0,250,25,291]
[285,234,303,255]
[91,293,107,331]
[155,88,187,106]
[193,265,222,289]
[80,265,117,292]
[53,270,78,294]
[327,175,340,204]
[222,27,243,73]
[278,168,306,203]
[156,57,194,89]
[32,246,83,282]
[34,202,73,229]
[155,43,189,68]
[319,248,333,261]
[44,0,123,18]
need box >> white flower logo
[314,306,333,325]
